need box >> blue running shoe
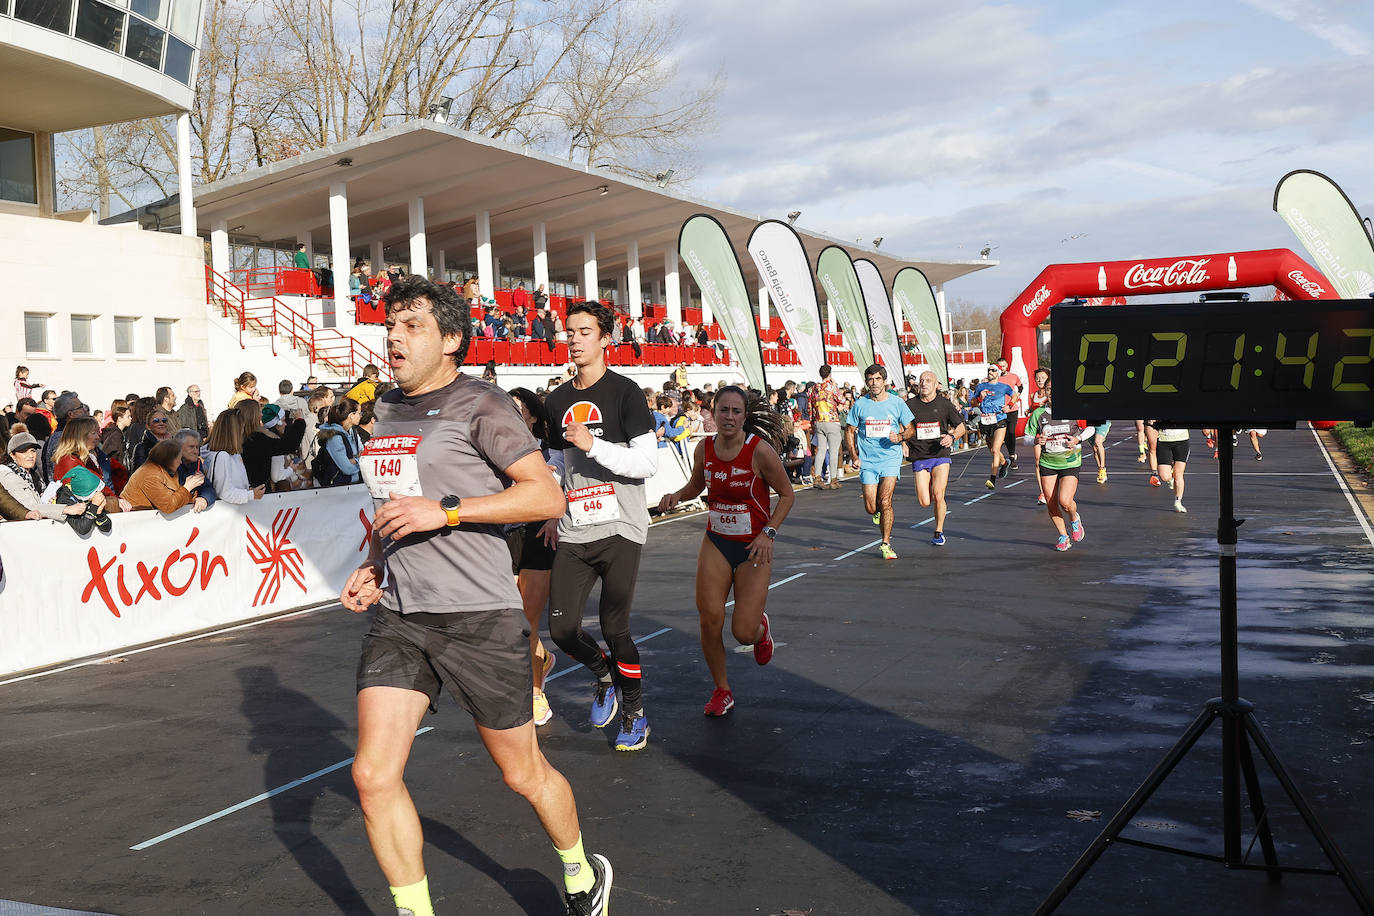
[930,531,946,547]
[997,461,1009,479]
[614,713,650,751]
[590,681,618,728]
[1056,534,1071,552]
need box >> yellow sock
[555,834,595,895]
[389,876,435,916]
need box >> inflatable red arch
[998,248,1338,399]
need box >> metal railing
[312,328,393,381]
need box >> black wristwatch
[763,526,777,540]
[440,494,462,527]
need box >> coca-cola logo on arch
[1123,259,1211,290]
[1021,285,1053,318]
[1286,269,1327,298]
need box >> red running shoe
[703,688,734,717]
[1149,474,1161,487]
[754,612,775,666]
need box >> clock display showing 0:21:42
[1073,326,1374,395]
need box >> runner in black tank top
[659,387,795,717]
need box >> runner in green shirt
[1023,380,1093,552]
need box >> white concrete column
[328,180,351,329]
[408,197,427,278]
[176,112,196,237]
[700,283,712,326]
[211,220,230,278]
[828,301,839,334]
[582,232,598,301]
[532,222,549,296]
[476,210,494,299]
[664,249,682,326]
[370,240,384,274]
[626,240,643,319]
[758,283,770,329]
[434,249,446,283]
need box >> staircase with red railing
[205,267,391,381]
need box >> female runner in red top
[659,386,795,717]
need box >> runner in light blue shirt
[844,363,915,560]
[971,366,1017,490]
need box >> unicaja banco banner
[816,246,874,370]
[747,220,828,379]
[679,215,767,391]
[1273,169,1374,299]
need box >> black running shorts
[1156,440,1191,465]
[357,605,533,730]
[1037,464,1081,479]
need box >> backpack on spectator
[311,427,355,487]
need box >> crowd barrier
[0,487,374,677]
[0,455,701,677]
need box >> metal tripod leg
[1033,705,1220,915]
[1242,713,1374,914]
[1233,712,1282,882]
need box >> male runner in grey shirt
[342,276,613,916]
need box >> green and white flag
[679,214,767,391]
[854,259,905,378]
[816,246,874,370]
[747,220,828,378]
[892,267,947,386]
[1273,169,1374,299]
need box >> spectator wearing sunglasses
[131,409,175,472]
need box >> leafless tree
[57,0,718,211]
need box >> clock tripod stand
[1034,429,1373,915]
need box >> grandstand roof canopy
[193,120,996,290]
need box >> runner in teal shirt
[844,364,915,560]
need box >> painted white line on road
[131,726,436,851]
[834,539,882,561]
[1310,426,1374,548]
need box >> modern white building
[1,0,207,406]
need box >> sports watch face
[440,495,461,511]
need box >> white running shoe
[1174,500,1187,513]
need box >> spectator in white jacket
[202,409,265,504]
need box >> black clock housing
[1049,299,1374,425]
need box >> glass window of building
[24,313,50,354]
[0,129,38,205]
[0,0,11,17]
[75,0,125,52]
[113,316,137,354]
[164,34,193,84]
[125,16,164,68]
[130,0,164,25]
[168,0,196,38]
[14,0,72,32]
[71,315,96,354]
[154,318,176,355]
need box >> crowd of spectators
[0,363,392,532]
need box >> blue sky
[669,0,1374,309]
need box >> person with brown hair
[123,439,208,514]
[53,417,129,512]
[202,409,265,504]
[228,371,258,407]
[236,400,305,488]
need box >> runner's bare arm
[340,532,384,613]
[372,450,564,541]
[747,442,796,565]
[659,439,707,513]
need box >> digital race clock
[1049,299,1374,424]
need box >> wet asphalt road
[2,428,1371,915]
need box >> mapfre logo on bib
[562,401,604,427]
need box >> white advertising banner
[746,220,829,379]
[0,486,374,676]
[854,258,905,378]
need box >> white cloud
[1239,0,1374,56]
